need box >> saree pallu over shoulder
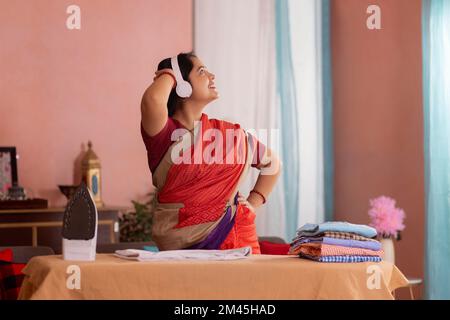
[151,114,257,251]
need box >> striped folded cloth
[299,253,382,263]
[290,222,383,263]
[291,243,383,257]
[289,236,382,254]
[317,231,378,242]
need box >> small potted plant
[119,191,155,242]
[368,195,406,263]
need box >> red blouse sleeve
[141,118,179,172]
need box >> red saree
[150,113,261,254]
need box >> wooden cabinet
[0,206,127,254]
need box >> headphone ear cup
[176,81,193,98]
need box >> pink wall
[331,0,424,298]
[0,0,192,207]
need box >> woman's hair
[157,52,197,117]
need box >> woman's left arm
[245,148,282,210]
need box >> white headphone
[171,56,192,98]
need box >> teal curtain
[322,0,334,222]
[275,0,299,240]
[422,0,450,300]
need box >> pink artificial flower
[368,195,406,238]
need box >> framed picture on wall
[0,147,18,195]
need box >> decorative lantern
[81,141,104,207]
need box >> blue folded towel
[296,221,377,238]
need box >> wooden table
[0,206,129,253]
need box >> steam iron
[62,182,97,261]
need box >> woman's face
[187,56,219,102]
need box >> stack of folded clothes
[289,222,383,263]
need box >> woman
[140,52,281,254]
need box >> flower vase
[380,237,395,264]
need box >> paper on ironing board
[114,246,252,261]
